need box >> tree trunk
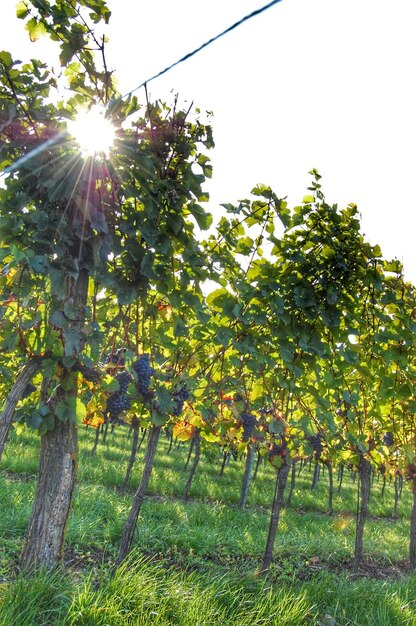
[167,430,174,454]
[219,449,228,476]
[393,474,400,519]
[337,464,344,493]
[285,459,297,507]
[326,460,334,515]
[137,427,147,451]
[409,479,416,570]
[252,448,262,480]
[90,423,101,457]
[20,268,89,571]
[353,456,371,573]
[184,437,195,470]
[381,472,386,499]
[116,425,161,566]
[0,357,42,460]
[20,418,78,570]
[101,421,109,445]
[120,418,140,492]
[311,461,320,491]
[261,462,289,572]
[183,429,201,501]
[238,443,255,509]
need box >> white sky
[2,0,416,282]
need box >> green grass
[0,555,415,625]
[0,424,415,625]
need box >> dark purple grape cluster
[105,393,131,424]
[172,385,190,416]
[116,370,133,394]
[132,354,154,400]
[307,433,323,458]
[383,431,394,447]
[240,411,257,442]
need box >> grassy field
[0,426,415,625]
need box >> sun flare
[68,106,115,157]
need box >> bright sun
[68,106,115,157]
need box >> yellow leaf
[173,421,195,442]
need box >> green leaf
[55,399,75,422]
[150,411,168,427]
[0,51,13,68]
[26,412,43,429]
[60,42,80,66]
[61,356,77,368]
[101,375,119,393]
[32,0,50,10]
[76,398,87,423]
[63,329,82,355]
[173,316,188,337]
[326,286,338,305]
[38,413,55,435]
[28,254,50,274]
[140,252,156,279]
[294,285,316,309]
[215,327,233,346]
[25,17,47,42]
[49,310,68,330]
[64,300,80,320]
[189,202,212,230]
[280,346,294,363]
[16,2,30,19]
[268,420,285,435]
[206,288,234,313]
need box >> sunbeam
[67,106,115,157]
[0,131,67,177]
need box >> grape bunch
[172,385,190,416]
[307,433,324,459]
[383,431,394,447]
[116,370,133,394]
[103,368,133,425]
[240,411,257,442]
[132,354,154,401]
[105,393,131,424]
